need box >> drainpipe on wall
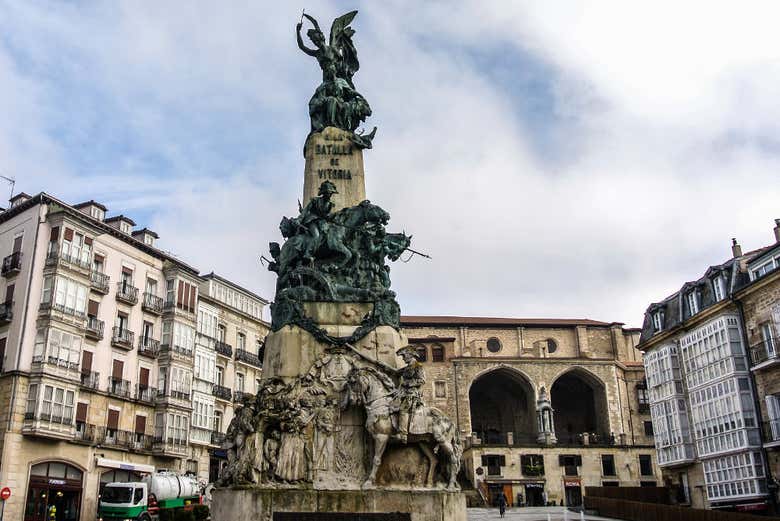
[734,297,779,514]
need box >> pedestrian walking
[497,491,507,518]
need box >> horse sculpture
[345,365,461,489]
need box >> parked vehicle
[98,471,201,520]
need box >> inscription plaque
[274,514,411,521]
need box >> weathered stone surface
[211,488,467,521]
[303,301,374,326]
[303,127,366,211]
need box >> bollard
[580,510,585,520]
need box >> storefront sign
[563,479,581,487]
[48,479,66,486]
[524,483,544,488]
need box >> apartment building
[638,222,780,513]
[0,192,269,521]
[398,316,659,508]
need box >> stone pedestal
[262,302,407,383]
[303,127,366,211]
[211,488,467,521]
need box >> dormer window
[652,310,665,331]
[143,234,153,246]
[90,207,105,221]
[686,291,699,315]
[712,276,725,301]
[119,221,131,234]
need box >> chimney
[732,238,743,258]
[774,219,780,243]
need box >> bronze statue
[296,11,376,148]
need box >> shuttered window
[63,228,74,241]
[112,360,124,379]
[81,351,93,373]
[50,226,60,242]
[107,409,119,430]
[76,403,88,423]
[4,284,14,304]
[139,367,150,387]
[87,300,99,316]
[135,415,146,434]
[12,235,22,253]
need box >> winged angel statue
[297,11,376,148]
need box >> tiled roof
[400,316,615,327]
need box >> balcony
[153,435,189,457]
[73,423,97,445]
[750,339,780,369]
[138,336,160,358]
[38,302,85,329]
[234,391,254,403]
[90,270,110,294]
[212,384,232,401]
[116,282,139,305]
[85,317,104,340]
[111,327,134,350]
[215,340,233,358]
[22,412,74,440]
[160,343,193,358]
[142,292,164,315]
[80,371,100,391]
[211,431,226,446]
[235,348,263,368]
[98,427,135,450]
[0,301,12,325]
[108,377,132,398]
[1,251,22,277]
[45,247,91,276]
[136,385,158,404]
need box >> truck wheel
[138,514,152,521]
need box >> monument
[212,11,466,521]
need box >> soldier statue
[392,345,426,443]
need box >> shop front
[563,477,582,507]
[523,481,546,506]
[24,461,83,521]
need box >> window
[639,454,654,476]
[119,221,131,234]
[752,259,777,280]
[256,379,262,393]
[142,321,154,341]
[173,322,195,351]
[61,230,91,265]
[37,384,74,423]
[166,279,175,305]
[415,346,427,362]
[92,254,105,273]
[186,460,198,475]
[559,455,581,476]
[643,421,654,436]
[217,324,226,342]
[431,344,444,362]
[434,381,446,398]
[761,323,775,357]
[145,278,157,296]
[481,454,505,476]
[236,373,245,392]
[601,455,616,476]
[90,206,104,221]
[636,383,649,411]
[43,276,88,315]
[214,410,223,432]
[652,310,665,331]
[46,328,82,367]
[237,333,246,351]
[170,367,192,397]
[521,455,545,476]
[713,277,725,301]
[120,267,133,287]
[686,291,699,315]
[216,366,224,386]
[546,338,558,353]
[486,337,502,353]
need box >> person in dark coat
[496,491,507,518]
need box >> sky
[3,1,780,327]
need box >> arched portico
[468,367,536,444]
[550,368,610,443]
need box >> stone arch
[467,366,536,444]
[549,367,610,442]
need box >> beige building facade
[398,316,658,507]
[0,192,269,521]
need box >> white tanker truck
[98,470,202,520]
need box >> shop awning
[96,458,154,474]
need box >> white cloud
[4,1,780,326]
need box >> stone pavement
[467,506,624,521]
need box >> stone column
[303,126,366,211]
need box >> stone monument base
[212,487,466,521]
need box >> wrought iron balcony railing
[108,377,132,398]
[750,338,780,366]
[90,270,110,293]
[80,371,100,390]
[215,340,233,357]
[235,348,262,368]
[138,336,160,358]
[212,384,232,401]
[142,292,164,314]
[1,251,22,276]
[85,317,104,340]
[115,282,138,305]
[111,327,134,349]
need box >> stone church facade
[399,316,658,507]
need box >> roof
[104,214,137,226]
[132,228,159,239]
[9,192,31,202]
[0,192,199,275]
[73,200,107,212]
[400,316,616,327]
[201,272,270,305]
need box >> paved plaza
[467,506,622,521]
